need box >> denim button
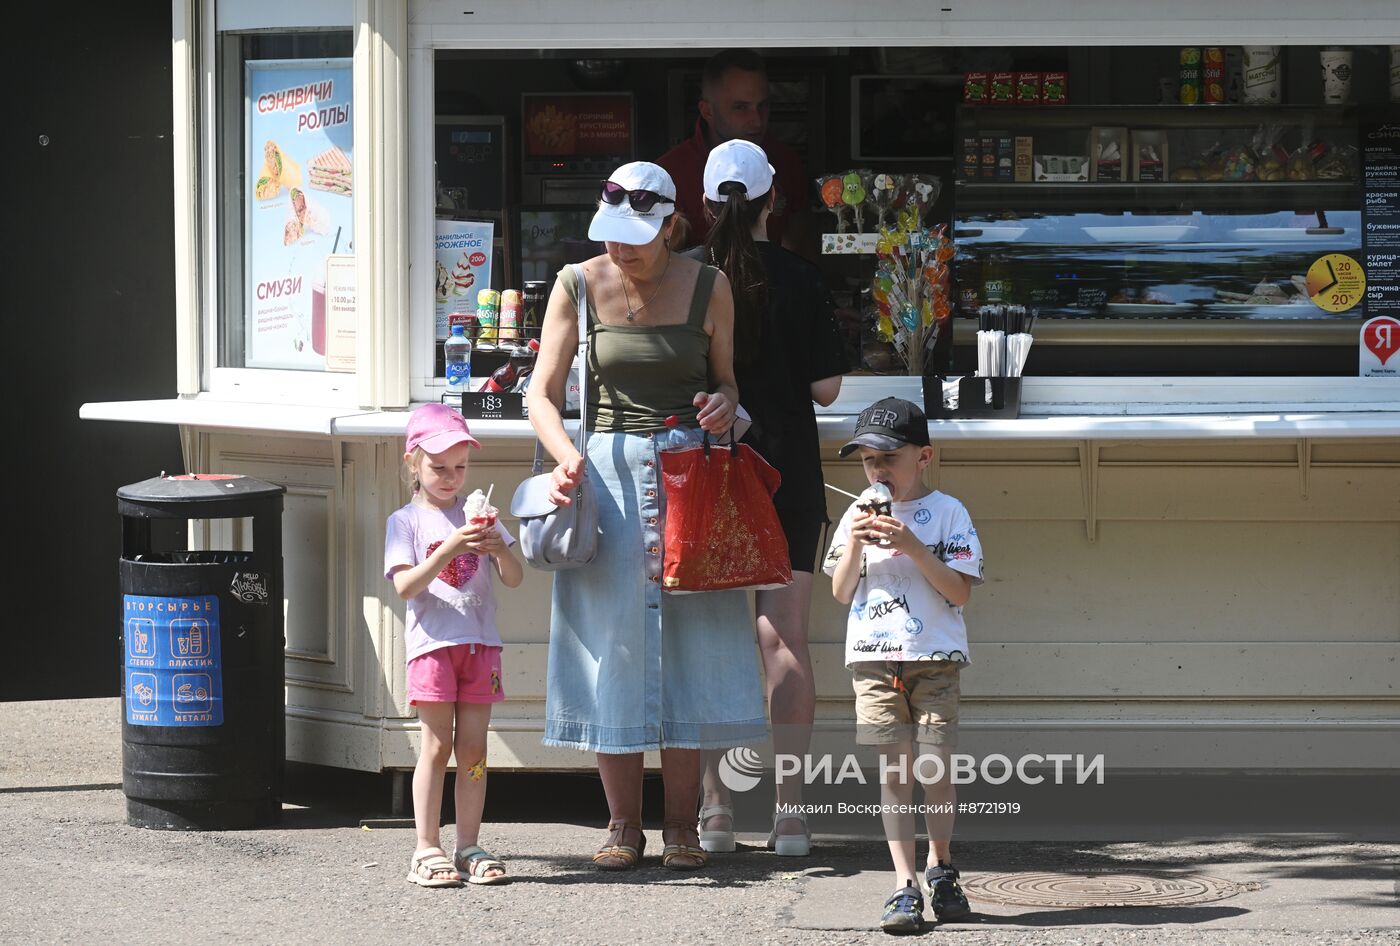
[649,517,657,525]
[649,575,659,583]
[645,460,654,468]
[649,546,659,555]
[646,489,656,497]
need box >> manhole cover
[963,871,1260,908]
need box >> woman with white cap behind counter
[526,161,767,872]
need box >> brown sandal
[592,820,645,871]
[661,819,708,871]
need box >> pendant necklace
[620,252,671,322]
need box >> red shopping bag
[660,434,793,593]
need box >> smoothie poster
[245,59,353,370]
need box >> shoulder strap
[686,264,718,328]
[572,263,590,445]
[561,264,597,325]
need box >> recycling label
[123,595,224,726]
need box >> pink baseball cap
[405,403,481,455]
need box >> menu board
[245,59,354,371]
[1361,113,1400,323]
[522,94,632,159]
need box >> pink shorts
[407,644,505,705]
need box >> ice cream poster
[435,220,494,339]
[245,59,353,370]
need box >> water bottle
[445,324,472,395]
[654,413,702,451]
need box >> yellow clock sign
[1305,254,1365,313]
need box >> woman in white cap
[526,161,766,873]
[687,139,850,858]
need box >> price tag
[1306,253,1365,313]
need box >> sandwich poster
[245,59,353,371]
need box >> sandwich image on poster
[264,139,302,186]
[309,145,352,195]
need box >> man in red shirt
[657,49,808,251]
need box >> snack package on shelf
[1253,124,1290,182]
[1312,141,1357,180]
[1170,139,1226,182]
[1286,142,1320,181]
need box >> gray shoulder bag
[509,264,600,570]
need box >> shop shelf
[958,104,1357,130]
[953,180,1360,212]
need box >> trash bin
[117,474,285,830]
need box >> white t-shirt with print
[822,490,984,668]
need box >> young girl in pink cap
[384,403,523,888]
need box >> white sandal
[698,804,736,853]
[454,844,510,885]
[767,810,811,857]
[406,848,463,888]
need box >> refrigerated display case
[952,104,1368,375]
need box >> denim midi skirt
[543,428,768,753]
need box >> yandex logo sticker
[1360,316,1400,375]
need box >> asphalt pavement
[1,699,1395,945]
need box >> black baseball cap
[838,397,931,458]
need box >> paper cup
[1242,45,1282,104]
[1390,45,1400,103]
[1321,48,1353,105]
[311,280,326,355]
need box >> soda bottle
[477,360,517,393]
[445,324,472,394]
[507,338,540,392]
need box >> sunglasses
[599,180,675,214]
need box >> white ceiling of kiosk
[407,0,1400,46]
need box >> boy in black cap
[822,397,984,933]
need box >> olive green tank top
[559,264,716,433]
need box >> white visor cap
[588,161,677,245]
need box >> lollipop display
[841,171,869,233]
[819,175,850,232]
[869,218,956,377]
[899,173,941,229]
[871,173,899,232]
